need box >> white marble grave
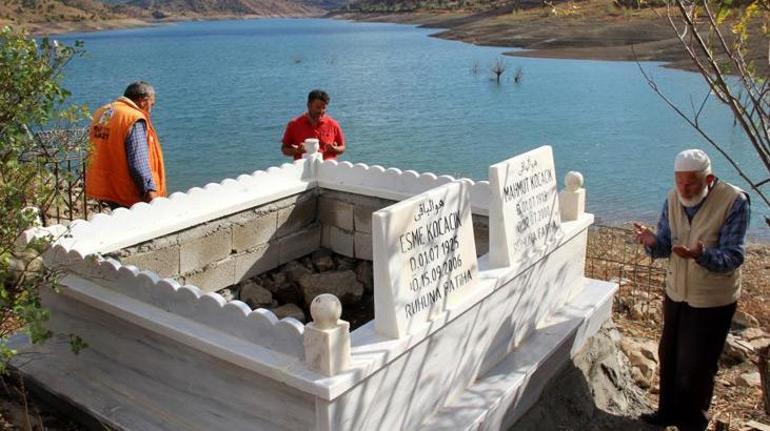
[489,145,562,269]
[12,145,614,431]
[372,181,478,338]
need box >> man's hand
[281,143,305,158]
[633,222,657,248]
[328,142,345,155]
[144,190,158,203]
[294,145,306,158]
[672,241,704,260]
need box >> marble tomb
[13,142,616,431]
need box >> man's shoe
[640,411,676,427]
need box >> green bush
[0,26,87,371]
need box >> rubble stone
[299,270,364,306]
[732,310,759,330]
[282,261,313,282]
[742,327,767,341]
[239,280,273,309]
[735,372,761,388]
[723,334,754,363]
[272,303,306,323]
[311,249,336,272]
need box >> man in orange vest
[86,81,167,209]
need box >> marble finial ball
[565,171,584,192]
[310,294,342,329]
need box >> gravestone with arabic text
[372,181,478,339]
[489,146,562,269]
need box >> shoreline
[329,9,699,73]
[5,7,726,75]
[8,4,766,77]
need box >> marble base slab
[418,278,616,430]
[7,278,614,431]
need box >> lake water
[56,19,769,240]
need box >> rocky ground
[514,322,658,431]
[587,224,770,430]
[0,233,768,430]
[609,245,770,430]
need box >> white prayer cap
[674,149,711,173]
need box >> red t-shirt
[282,114,345,160]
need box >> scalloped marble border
[51,246,305,359]
[316,160,491,215]
[41,161,313,256]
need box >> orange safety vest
[86,97,166,207]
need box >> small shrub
[0,26,87,372]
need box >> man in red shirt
[282,89,345,160]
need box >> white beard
[677,186,708,207]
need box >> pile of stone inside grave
[218,248,374,330]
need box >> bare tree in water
[491,57,508,83]
[513,65,524,83]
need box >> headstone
[373,181,478,339]
[488,146,562,268]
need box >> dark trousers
[657,296,736,431]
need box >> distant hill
[0,0,322,32]
[126,0,321,16]
[0,0,124,23]
[296,0,348,11]
[340,0,529,13]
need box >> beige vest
[666,180,743,307]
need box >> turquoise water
[56,19,769,240]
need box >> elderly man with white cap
[633,149,750,431]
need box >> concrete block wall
[114,190,320,292]
[319,190,390,260]
[318,189,490,261]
